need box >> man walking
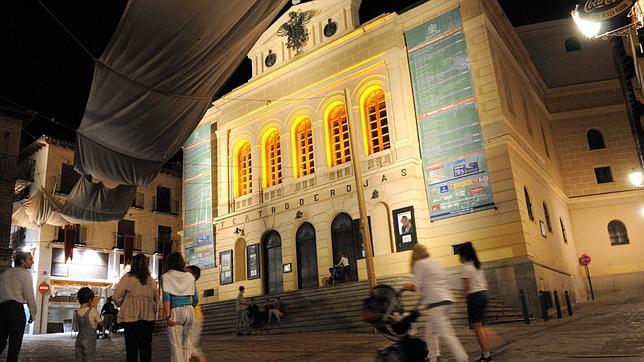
[0,251,37,362]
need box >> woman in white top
[458,243,491,362]
[403,244,468,362]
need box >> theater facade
[184,0,644,311]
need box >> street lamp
[628,168,643,187]
[572,7,601,38]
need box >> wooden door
[296,223,319,289]
[263,231,283,295]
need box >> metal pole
[539,290,549,321]
[553,291,562,319]
[564,290,573,316]
[519,290,530,324]
[585,265,595,301]
[344,88,376,288]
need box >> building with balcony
[184,0,643,313]
[14,135,182,334]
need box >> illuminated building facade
[186,0,644,312]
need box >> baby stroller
[363,284,428,362]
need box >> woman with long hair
[457,243,491,362]
[162,252,198,362]
[113,253,159,362]
[403,244,468,362]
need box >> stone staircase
[197,276,525,336]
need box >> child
[186,265,206,362]
[73,287,103,362]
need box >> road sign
[38,281,50,295]
[579,254,592,266]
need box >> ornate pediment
[248,0,362,78]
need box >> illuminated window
[295,119,315,177]
[328,104,351,166]
[364,90,390,154]
[265,130,282,187]
[236,143,252,196]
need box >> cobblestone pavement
[6,290,643,361]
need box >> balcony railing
[130,192,145,209]
[113,233,142,250]
[53,225,88,245]
[152,196,179,215]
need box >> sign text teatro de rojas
[215,167,410,230]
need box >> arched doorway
[263,230,283,295]
[296,222,319,289]
[331,213,358,281]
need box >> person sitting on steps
[267,296,284,324]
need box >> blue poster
[405,9,495,220]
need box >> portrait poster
[393,206,417,252]
[247,244,260,280]
[219,250,233,285]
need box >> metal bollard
[539,290,549,321]
[553,291,562,319]
[565,290,573,316]
[519,290,530,324]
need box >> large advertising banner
[183,124,215,269]
[405,8,495,220]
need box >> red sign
[38,281,50,295]
[579,254,592,266]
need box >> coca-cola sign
[575,0,633,34]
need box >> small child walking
[73,287,103,362]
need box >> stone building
[13,135,183,334]
[184,0,644,313]
[0,112,26,270]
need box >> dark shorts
[466,291,488,326]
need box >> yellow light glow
[572,10,601,38]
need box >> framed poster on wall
[219,250,233,285]
[393,206,418,252]
[247,243,260,280]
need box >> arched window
[586,129,606,150]
[363,89,390,154]
[608,220,629,246]
[327,103,351,166]
[294,119,314,177]
[236,142,252,196]
[542,202,552,232]
[264,130,282,187]
[524,187,534,221]
[565,37,582,52]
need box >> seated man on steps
[267,296,284,324]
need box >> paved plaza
[6,290,644,361]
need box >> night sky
[0,0,571,150]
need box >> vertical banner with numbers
[183,124,215,269]
[405,8,495,220]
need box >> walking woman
[113,253,159,362]
[457,243,492,362]
[403,244,468,362]
[162,252,198,362]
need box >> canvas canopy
[12,189,69,229]
[75,0,287,186]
